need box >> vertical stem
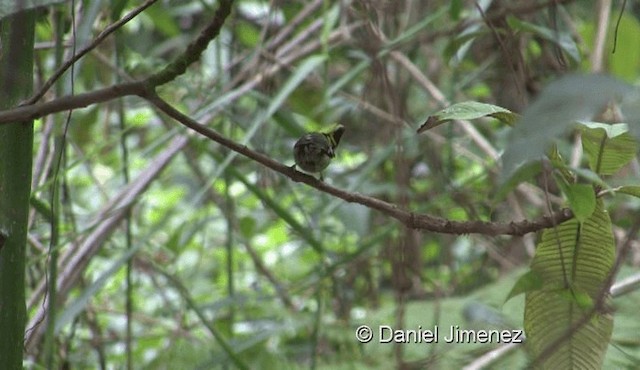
[591,0,612,72]
[0,9,35,370]
[43,8,67,367]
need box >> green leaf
[579,122,638,176]
[572,289,595,310]
[505,270,543,303]
[547,145,575,184]
[524,200,615,369]
[502,74,633,181]
[579,121,629,138]
[615,185,640,198]
[449,0,463,20]
[565,183,596,222]
[417,101,518,132]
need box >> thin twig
[26,0,159,105]
[611,0,627,53]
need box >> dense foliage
[0,0,639,369]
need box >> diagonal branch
[146,0,233,86]
[147,93,573,237]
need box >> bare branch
[147,93,573,237]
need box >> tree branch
[0,0,234,125]
[0,0,574,237]
[147,93,573,236]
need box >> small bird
[293,124,345,180]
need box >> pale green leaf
[579,122,638,176]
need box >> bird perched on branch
[293,124,345,180]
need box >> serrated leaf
[524,200,615,369]
[417,101,517,132]
[502,74,633,181]
[579,122,638,176]
[565,184,596,222]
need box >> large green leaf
[417,101,518,132]
[524,200,615,369]
[502,74,633,181]
[579,122,638,176]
